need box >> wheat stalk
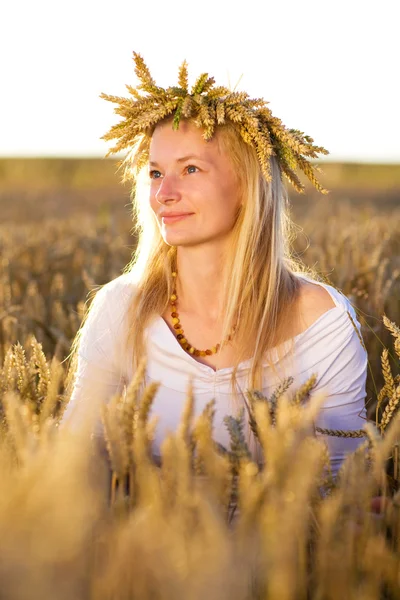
[380,386,400,432]
[315,427,367,438]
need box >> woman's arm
[312,319,368,479]
[60,284,125,437]
[294,279,368,478]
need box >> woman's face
[148,119,242,248]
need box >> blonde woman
[62,54,368,479]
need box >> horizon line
[0,155,399,166]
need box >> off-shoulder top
[61,272,368,478]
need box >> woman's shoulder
[83,272,138,330]
[296,277,337,332]
[91,271,138,312]
[291,273,364,350]
[295,273,355,319]
[100,271,138,298]
[266,274,367,389]
[78,272,138,354]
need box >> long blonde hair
[117,116,312,404]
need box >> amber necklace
[170,269,237,357]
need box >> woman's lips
[161,214,193,224]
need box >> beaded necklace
[169,269,237,357]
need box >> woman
[62,53,368,478]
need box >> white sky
[1,0,399,162]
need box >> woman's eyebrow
[149,154,209,167]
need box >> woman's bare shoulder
[296,277,337,333]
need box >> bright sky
[2,0,399,162]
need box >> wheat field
[0,158,399,599]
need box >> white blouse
[62,272,368,478]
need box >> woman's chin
[162,232,197,247]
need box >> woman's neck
[174,245,226,321]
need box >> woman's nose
[155,174,181,204]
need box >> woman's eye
[149,166,198,179]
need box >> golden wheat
[1,167,400,598]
